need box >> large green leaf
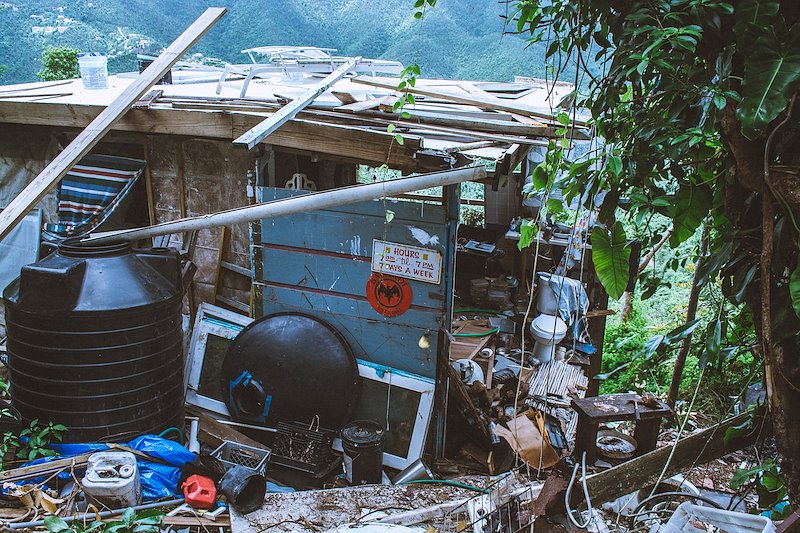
[663,318,702,345]
[733,0,780,43]
[790,256,800,319]
[699,318,722,368]
[517,220,537,251]
[737,23,800,139]
[591,222,631,300]
[669,186,711,247]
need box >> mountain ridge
[0,0,557,85]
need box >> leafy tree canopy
[505,0,800,504]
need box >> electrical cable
[631,491,723,515]
[564,451,593,529]
[647,368,705,499]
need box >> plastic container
[341,420,385,485]
[78,52,108,89]
[656,502,776,533]
[183,474,217,509]
[82,451,140,508]
[4,240,184,442]
[271,421,336,476]
[211,441,269,477]
[219,465,266,514]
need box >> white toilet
[529,314,567,364]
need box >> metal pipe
[83,166,486,244]
[8,498,185,529]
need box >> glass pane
[198,334,232,402]
[350,379,423,458]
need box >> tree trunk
[666,224,709,407]
[719,98,800,504]
[620,224,673,322]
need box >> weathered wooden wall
[146,135,254,309]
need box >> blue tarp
[17,435,195,501]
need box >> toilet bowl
[529,314,567,363]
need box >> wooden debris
[335,97,384,112]
[233,58,361,149]
[583,411,767,505]
[331,91,357,105]
[0,453,92,483]
[526,361,589,442]
[190,408,269,452]
[162,515,231,527]
[132,89,164,109]
[354,75,587,125]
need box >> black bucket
[219,465,266,514]
[341,420,385,485]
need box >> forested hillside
[0,0,557,84]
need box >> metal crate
[210,441,269,477]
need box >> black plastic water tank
[2,240,184,442]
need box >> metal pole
[8,498,185,529]
[84,166,486,244]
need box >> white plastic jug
[78,52,108,89]
[82,451,140,508]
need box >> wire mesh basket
[210,440,270,477]
[438,472,539,533]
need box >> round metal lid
[341,420,385,445]
[222,313,359,431]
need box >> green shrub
[37,46,79,81]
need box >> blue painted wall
[253,188,458,380]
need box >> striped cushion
[43,154,146,237]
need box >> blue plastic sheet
[15,435,195,501]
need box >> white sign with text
[371,239,443,284]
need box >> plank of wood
[509,112,544,126]
[217,294,250,313]
[212,226,230,305]
[221,260,253,278]
[354,75,587,126]
[379,94,399,112]
[444,140,498,153]
[189,407,270,452]
[0,101,426,170]
[233,58,361,149]
[335,97,384,112]
[0,79,73,94]
[583,411,766,505]
[360,109,582,139]
[142,137,156,226]
[0,7,226,242]
[0,453,92,483]
[132,89,164,110]
[0,92,72,100]
[331,91,357,105]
